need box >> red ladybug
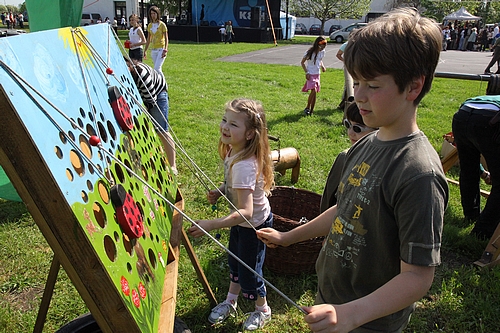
[108,86,133,131]
[110,184,143,239]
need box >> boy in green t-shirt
[257,8,448,332]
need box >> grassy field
[1,32,499,333]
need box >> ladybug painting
[108,86,134,131]
[110,184,144,239]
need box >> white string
[0,31,306,314]
[0,60,112,184]
[122,56,258,232]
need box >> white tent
[280,11,296,39]
[444,7,481,21]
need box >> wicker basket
[264,186,324,275]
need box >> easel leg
[475,222,500,267]
[33,256,60,333]
[180,228,217,307]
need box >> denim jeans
[452,107,500,236]
[148,90,169,131]
[228,213,273,300]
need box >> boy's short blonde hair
[344,7,441,105]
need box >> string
[0,30,306,314]
[0,60,112,184]
[123,58,258,231]
[0,62,305,313]
[70,28,113,182]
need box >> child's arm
[320,61,326,72]
[162,24,169,58]
[302,262,434,332]
[188,188,254,238]
[257,205,336,247]
[134,28,147,48]
[336,49,344,61]
[301,57,310,79]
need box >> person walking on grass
[144,6,168,74]
[257,8,448,332]
[301,36,327,116]
[188,98,274,331]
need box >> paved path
[220,44,495,76]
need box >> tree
[290,0,371,35]
[151,0,189,18]
[419,0,482,23]
[385,0,424,11]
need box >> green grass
[1,38,499,333]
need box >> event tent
[444,7,481,21]
[280,11,296,39]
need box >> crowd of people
[441,22,500,52]
[1,11,24,29]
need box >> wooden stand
[0,86,215,332]
[31,194,216,332]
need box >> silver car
[329,23,367,43]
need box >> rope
[0,28,308,314]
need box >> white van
[81,13,101,26]
[329,23,367,43]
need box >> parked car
[81,13,101,26]
[309,24,322,35]
[329,22,367,43]
[295,23,308,35]
[328,25,342,35]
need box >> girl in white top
[188,98,275,330]
[128,14,146,62]
[301,36,327,115]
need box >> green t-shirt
[315,131,448,331]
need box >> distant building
[81,0,144,27]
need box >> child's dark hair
[344,102,364,125]
[149,6,161,22]
[305,36,327,65]
[344,7,441,105]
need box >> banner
[26,0,84,32]
[191,0,268,27]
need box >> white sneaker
[243,309,271,331]
[208,300,236,324]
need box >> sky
[3,0,23,7]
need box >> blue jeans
[452,107,500,236]
[148,90,169,131]
[228,213,273,300]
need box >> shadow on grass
[0,200,28,224]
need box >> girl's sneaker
[242,309,271,331]
[208,300,237,324]
[303,108,311,115]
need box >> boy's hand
[303,304,354,333]
[256,228,286,248]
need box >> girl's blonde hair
[129,14,140,23]
[218,98,274,195]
